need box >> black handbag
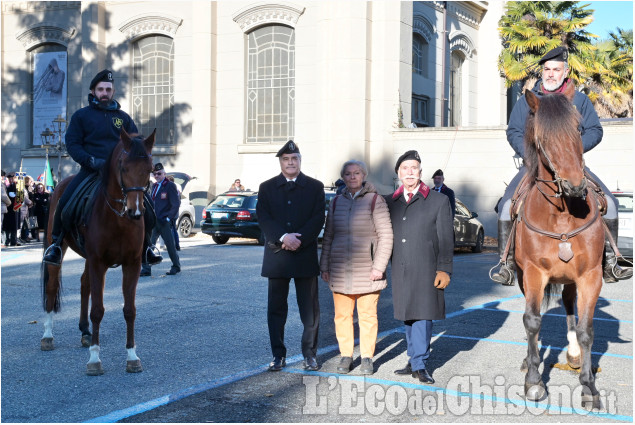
[27,216,38,229]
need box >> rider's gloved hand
[87,156,106,171]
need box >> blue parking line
[0,252,24,264]
[445,294,525,319]
[478,307,632,324]
[284,369,633,422]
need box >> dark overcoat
[385,183,454,321]
[257,172,325,278]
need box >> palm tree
[498,1,596,92]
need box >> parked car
[167,172,197,238]
[200,191,263,245]
[454,197,484,252]
[318,189,337,240]
[613,191,633,259]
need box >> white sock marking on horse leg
[88,345,101,364]
[127,347,140,361]
[42,312,53,339]
[567,330,581,357]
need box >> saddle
[61,173,102,254]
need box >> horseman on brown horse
[491,47,632,286]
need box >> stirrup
[43,244,63,266]
[145,245,163,266]
[489,261,515,286]
[608,256,633,281]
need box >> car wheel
[211,235,230,245]
[178,215,193,238]
[257,232,265,246]
[472,229,484,253]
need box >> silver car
[613,191,633,259]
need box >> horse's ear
[526,90,540,113]
[144,129,157,154]
[563,81,575,102]
[120,128,133,150]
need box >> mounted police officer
[43,69,162,267]
[256,140,325,372]
[491,47,632,285]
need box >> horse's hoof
[581,393,601,410]
[524,382,546,401]
[86,361,104,376]
[41,337,54,351]
[520,358,528,373]
[126,359,143,373]
[566,352,581,369]
[81,334,91,348]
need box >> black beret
[276,140,300,157]
[395,150,421,174]
[90,69,114,90]
[153,163,164,172]
[539,47,568,65]
[432,169,444,178]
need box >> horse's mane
[100,133,149,188]
[524,93,582,180]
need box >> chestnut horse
[514,83,605,409]
[41,129,155,375]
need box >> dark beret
[539,47,568,65]
[395,150,421,174]
[276,140,300,157]
[153,163,164,172]
[90,69,114,90]
[432,169,444,178]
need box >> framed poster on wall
[33,51,67,146]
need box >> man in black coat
[386,150,454,384]
[431,169,455,217]
[256,140,325,372]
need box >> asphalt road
[1,235,632,423]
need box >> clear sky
[586,1,634,39]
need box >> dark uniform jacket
[149,179,180,222]
[434,184,455,217]
[65,95,138,170]
[257,172,325,278]
[506,79,603,157]
[386,183,454,321]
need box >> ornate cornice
[232,2,305,33]
[118,14,183,41]
[413,13,435,43]
[449,30,476,57]
[15,22,76,50]
[3,1,79,13]
[447,2,482,30]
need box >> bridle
[105,147,152,217]
[534,135,586,200]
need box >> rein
[105,147,152,217]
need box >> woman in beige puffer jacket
[320,160,393,375]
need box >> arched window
[132,35,174,144]
[412,34,428,77]
[246,25,295,144]
[449,51,465,127]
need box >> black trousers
[267,276,320,358]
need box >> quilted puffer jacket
[320,181,393,294]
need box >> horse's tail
[541,283,562,313]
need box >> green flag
[44,158,55,188]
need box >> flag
[44,158,55,188]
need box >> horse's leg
[79,265,92,348]
[576,272,603,410]
[522,266,547,401]
[86,260,108,376]
[122,262,143,373]
[562,284,581,369]
[41,263,62,351]
[517,268,530,373]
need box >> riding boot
[603,218,632,282]
[43,207,65,266]
[491,220,516,285]
[143,195,162,266]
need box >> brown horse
[514,83,605,409]
[41,129,155,375]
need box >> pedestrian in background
[386,150,454,384]
[431,169,455,217]
[320,159,393,375]
[257,140,325,372]
[31,182,50,242]
[1,171,11,246]
[3,173,20,246]
[229,179,245,191]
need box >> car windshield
[211,195,254,208]
[615,194,633,213]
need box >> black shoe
[412,369,435,384]
[394,362,412,375]
[303,357,319,371]
[166,267,180,275]
[268,356,286,372]
[491,264,515,286]
[360,357,374,375]
[145,247,163,266]
[337,356,353,374]
[43,245,62,266]
[139,270,151,277]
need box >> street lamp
[51,115,67,180]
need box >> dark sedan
[200,191,264,245]
[454,197,484,252]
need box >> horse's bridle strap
[520,197,600,242]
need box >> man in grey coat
[385,150,454,384]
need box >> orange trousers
[332,291,381,358]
